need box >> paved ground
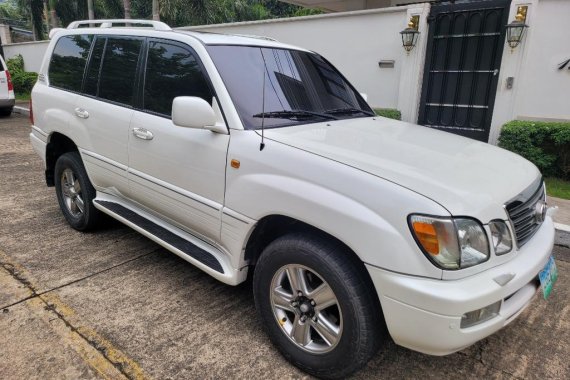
[548,196,570,227]
[1,113,569,380]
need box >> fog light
[460,301,501,328]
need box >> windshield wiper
[253,110,338,121]
[324,107,375,117]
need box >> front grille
[505,181,546,247]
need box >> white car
[0,53,15,117]
[30,20,557,379]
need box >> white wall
[182,6,415,110]
[3,40,49,72]
[514,0,570,122]
[490,0,570,143]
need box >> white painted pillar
[397,2,431,123]
[0,24,12,46]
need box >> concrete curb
[555,223,570,233]
[13,106,30,116]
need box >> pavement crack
[0,250,152,380]
[0,261,38,296]
[41,299,135,379]
[37,248,160,297]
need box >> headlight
[409,215,490,269]
[489,220,513,255]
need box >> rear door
[71,35,144,196]
[127,38,229,242]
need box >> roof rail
[67,19,171,31]
[230,33,278,42]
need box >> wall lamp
[506,6,529,50]
[400,15,420,54]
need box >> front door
[417,0,510,142]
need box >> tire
[54,152,102,231]
[0,107,13,117]
[253,233,385,379]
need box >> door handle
[493,69,499,76]
[74,108,89,119]
[132,127,154,140]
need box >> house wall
[489,0,570,143]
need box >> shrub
[6,54,38,95]
[374,108,401,120]
[498,120,570,179]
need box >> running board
[94,199,224,273]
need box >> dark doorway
[417,0,510,142]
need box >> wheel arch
[45,132,78,186]
[244,214,382,310]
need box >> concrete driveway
[1,113,569,379]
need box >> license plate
[539,255,558,299]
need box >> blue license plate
[539,255,558,299]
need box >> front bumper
[367,217,555,355]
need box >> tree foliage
[5,0,322,39]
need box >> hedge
[374,108,402,120]
[498,120,570,179]
[6,54,38,95]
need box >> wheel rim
[270,264,343,354]
[60,168,85,218]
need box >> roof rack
[67,19,171,31]
[228,33,277,42]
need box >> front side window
[207,45,372,130]
[49,34,93,92]
[98,37,143,106]
[144,41,213,116]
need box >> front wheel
[253,233,385,379]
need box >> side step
[94,200,224,273]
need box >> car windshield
[207,45,374,130]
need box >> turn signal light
[412,221,439,255]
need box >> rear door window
[143,40,212,117]
[48,34,93,92]
[98,37,143,106]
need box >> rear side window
[98,37,143,106]
[49,34,93,92]
[143,41,212,116]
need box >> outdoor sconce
[400,15,420,54]
[506,6,528,50]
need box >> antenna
[259,49,268,151]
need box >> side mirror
[360,93,368,102]
[172,96,227,134]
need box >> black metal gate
[417,0,510,142]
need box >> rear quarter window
[48,34,93,92]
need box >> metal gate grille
[418,0,510,142]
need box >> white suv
[0,53,15,117]
[30,20,557,379]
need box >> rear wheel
[54,152,102,231]
[253,233,385,379]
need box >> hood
[264,117,541,222]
